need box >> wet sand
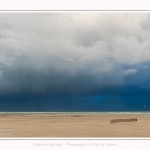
[0,114,150,137]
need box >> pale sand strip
[0,114,150,137]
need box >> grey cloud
[122,68,138,75]
[0,53,123,95]
[0,13,150,95]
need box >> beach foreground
[0,113,150,137]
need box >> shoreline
[1,111,150,115]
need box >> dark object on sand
[110,118,137,123]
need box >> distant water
[1,111,150,115]
[0,96,150,112]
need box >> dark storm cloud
[0,13,150,96]
[0,54,122,95]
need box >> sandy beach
[0,113,150,137]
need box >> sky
[0,13,150,112]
